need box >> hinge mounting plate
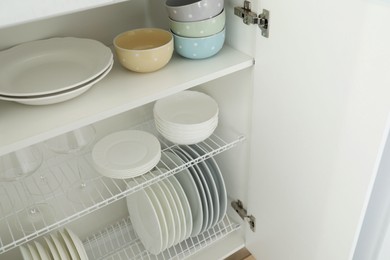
[231,199,256,232]
[234,0,270,38]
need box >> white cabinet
[1,0,390,259]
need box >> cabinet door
[244,0,390,259]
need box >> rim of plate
[0,37,112,97]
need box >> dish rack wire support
[0,121,246,254]
[83,215,240,260]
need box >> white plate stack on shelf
[0,37,113,105]
[19,228,88,260]
[91,130,161,179]
[153,90,219,145]
[126,144,227,255]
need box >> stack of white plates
[126,145,227,255]
[20,228,88,260]
[0,37,113,105]
[92,130,161,179]
[154,90,219,145]
[126,169,193,255]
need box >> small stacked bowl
[165,0,226,59]
[114,28,173,73]
[154,90,219,145]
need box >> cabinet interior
[0,0,256,258]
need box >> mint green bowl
[169,9,225,38]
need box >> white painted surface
[0,46,253,156]
[353,116,390,260]
[0,0,127,29]
[245,0,390,259]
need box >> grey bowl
[165,0,224,22]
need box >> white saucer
[92,130,161,179]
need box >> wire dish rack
[83,215,240,260]
[0,121,245,254]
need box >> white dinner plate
[64,228,89,260]
[164,176,187,243]
[34,241,51,260]
[92,130,161,179]
[161,151,202,237]
[126,180,167,254]
[59,229,80,260]
[195,143,228,223]
[0,37,112,97]
[173,148,211,234]
[145,173,176,249]
[20,245,33,260]
[44,236,61,260]
[27,244,40,260]
[50,233,70,260]
[160,178,182,246]
[181,145,220,229]
[0,58,113,105]
[168,175,193,240]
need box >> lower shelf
[83,215,240,260]
[0,121,245,254]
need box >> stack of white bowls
[154,90,219,145]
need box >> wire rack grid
[0,121,245,254]
[83,215,240,260]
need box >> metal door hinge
[231,200,256,232]
[234,0,270,38]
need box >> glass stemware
[44,125,98,204]
[0,145,56,233]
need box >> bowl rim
[165,0,203,8]
[113,28,173,52]
[168,8,225,25]
[171,27,225,40]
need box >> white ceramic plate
[64,228,89,260]
[20,245,33,260]
[145,174,176,249]
[126,180,166,254]
[161,151,202,237]
[59,229,80,260]
[161,178,182,246]
[50,233,70,260]
[34,241,51,260]
[173,148,211,234]
[44,236,61,260]
[92,130,161,179]
[0,58,113,105]
[165,176,187,243]
[0,37,112,97]
[27,244,40,260]
[194,143,227,223]
[181,145,220,229]
[168,175,193,240]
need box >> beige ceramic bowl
[114,28,173,73]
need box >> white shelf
[82,215,240,260]
[0,121,245,254]
[0,45,254,156]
